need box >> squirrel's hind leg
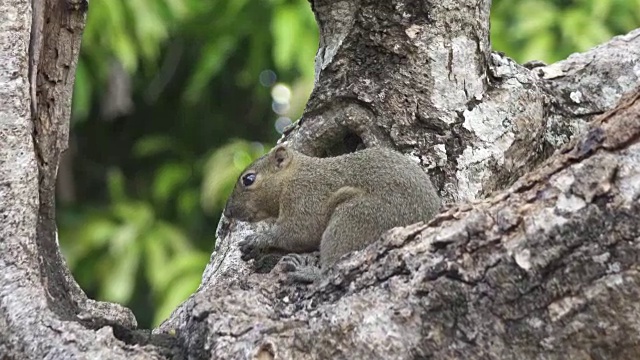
[320,196,387,270]
[280,253,322,283]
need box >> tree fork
[0,0,638,358]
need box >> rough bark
[1,0,639,359]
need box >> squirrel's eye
[241,173,256,187]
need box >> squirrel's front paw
[238,234,263,261]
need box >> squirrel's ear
[272,145,291,170]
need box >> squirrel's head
[223,144,294,222]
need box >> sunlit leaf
[74,217,118,258]
[112,30,139,72]
[125,1,169,62]
[112,201,155,229]
[100,241,141,303]
[163,0,190,20]
[296,29,319,80]
[271,5,298,70]
[108,223,139,255]
[293,0,319,80]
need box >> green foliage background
[58,0,639,328]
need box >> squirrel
[223,144,441,282]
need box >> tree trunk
[1,0,639,359]
[1,0,166,358]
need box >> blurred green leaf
[125,1,168,62]
[144,231,171,291]
[516,1,557,39]
[272,5,298,70]
[153,221,193,253]
[148,238,208,325]
[152,163,192,204]
[133,135,179,158]
[109,223,139,255]
[521,32,554,62]
[61,217,116,269]
[101,239,141,303]
[165,251,210,280]
[184,35,238,103]
[72,60,92,123]
[296,27,319,79]
[201,140,268,213]
[112,202,154,229]
[163,0,190,19]
[112,30,139,72]
[178,189,200,219]
[153,269,202,326]
[75,218,117,256]
[591,0,612,20]
[107,168,128,203]
[492,0,639,63]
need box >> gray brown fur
[223,145,441,282]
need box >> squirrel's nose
[223,205,233,218]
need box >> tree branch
[537,28,640,148]
[160,87,640,359]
